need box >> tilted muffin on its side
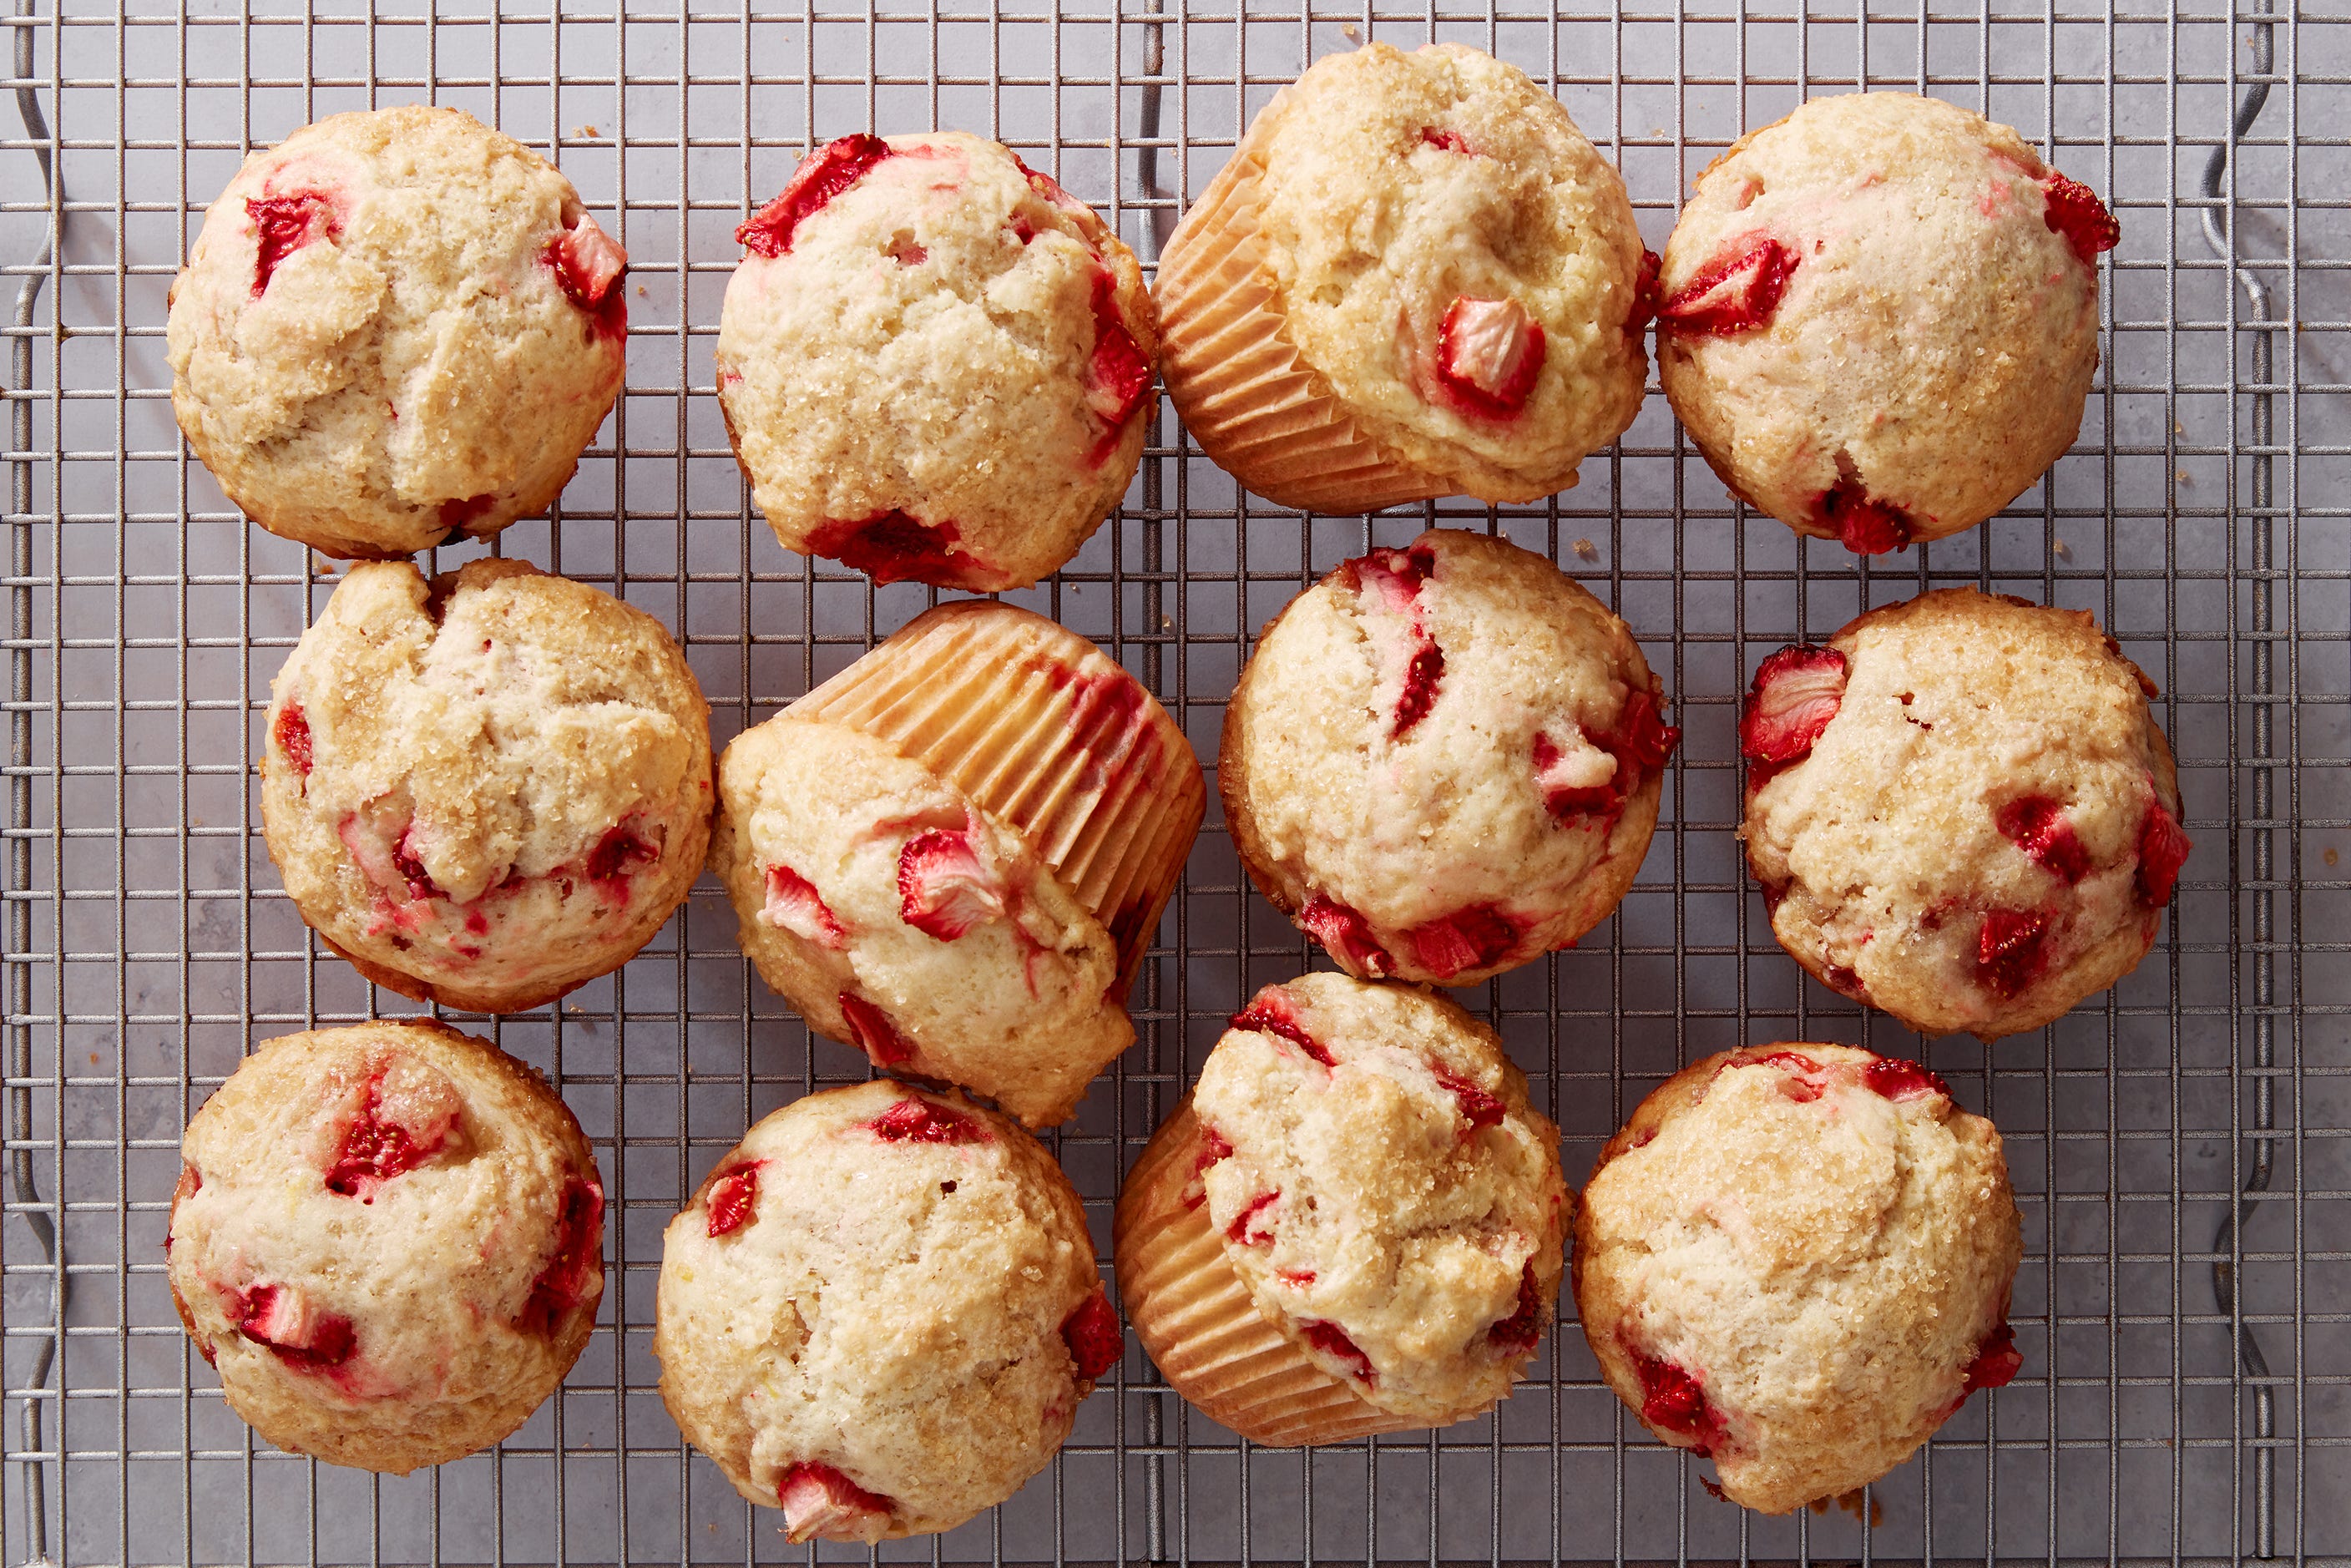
[711,600,1203,1126]
[1115,974,1566,1445]
[167,1021,605,1473]
[1574,1044,2024,1514]
[1223,529,1677,987]
[717,132,1156,590]
[1657,92,2118,554]
[169,106,627,559]
[1739,589,2189,1039]
[655,1083,1120,1545]
[1155,42,1652,512]
[262,559,714,1014]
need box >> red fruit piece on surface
[1434,296,1547,419]
[323,1065,459,1201]
[1418,127,1470,154]
[801,510,998,589]
[584,819,660,885]
[390,822,446,903]
[1814,480,1914,555]
[1996,795,2091,885]
[1183,1125,1234,1210]
[1225,1190,1280,1245]
[2136,799,2190,907]
[543,214,629,341]
[1962,1320,2023,1392]
[1431,1063,1505,1133]
[761,864,848,949]
[1391,640,1447,740]
[235,1283,357,1370]
[1628,247,1662,339]
[776,1461,893,1545]
[1863,1055,1951,1103]
[837,991,917,1067]
[1231,984,1333,1068]
[1297,894,1396,979]
[1347,544,1446,740]
[247,192,340,296]
[1739,645,1848,769]
[2040,173,2121,267]
[897,826,1008,940]
[1403,903,1524,980]
[1060,1287,1123,1381]
[705,1161,763,1237]
[1084,268,1152,460]
[517,1175,605,1335]
[273,703,313,778]
[1657,235,1796,336]
[738,134,897,258]
[1633,1353,1728,1455]
[1975,908,2051,999]
[1485,1262,1545,1353]
[1299,1319,1376,1385]
[1750,1049,1828,1103]
[867,1095,988,1145]
[1534,689,1681,828]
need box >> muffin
[654,1082,1119,1544]
[1656,93,2118,553]
[1155,43,1651,512]
[166,1020,604,1473]
[1573,1044,2024,1513]
[168,105,627,559]
[1115,974,1566,1444]
[1222,529,1676,987]
[716,132,1156,589]
[713,600,1202,1124]
[1739,589,2188,1039]
[262,559,714,1014]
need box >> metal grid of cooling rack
[1,1,2344,1563]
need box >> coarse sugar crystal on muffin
[1656,92,2118,554]
[261,559,714,1014]
[654,1082,1119,1544]
[1155,42,1652,512]
[167,1020,605,1474]
[1573,1044,2024,1514]
[168,105,627,560]
[716,131,1157,590]
[1738,589,2188,1039]
[1221,528,1676,988]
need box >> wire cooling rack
[2,1,2344,1562]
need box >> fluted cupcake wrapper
[1113,1100,1422,1448]
[790,601,1204,1001]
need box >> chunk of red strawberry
[1225,1190,1280,1245]
[1231,984,1333,1067]
[272,703,313,778]
[896,825,1008,941]
[246,191,340,296]
[761,864,848,949]
[323,1065,459,1201]
[543,214,628,341]
[801,510,1003,589]
[1863,1055,1951,1103]
[1299,1319,1376,1385]
[776,1461,893,1545]
[1484,1262,1545,1353]
[1345,544,1434,614]
[1628,247,1662,339]
[1060,1287,1122,1382]
[1537,688,1681,828]
[1657,235,1796,336]
[1975,908,2051,999]
[1431,1063,1506,1132]
[584,819,660,886]
[516,1175,604,1335]
[1403,903,1524,981]
[1297,895,1395,979]
[1391,641,1446,741]
[391,822,446,903]
[867,1095,988,1145]
[1418,127,1470,154]
[837,991,916,1067]
[2136,799,2190,907]
[1739,645,1848,769]
[437,493,501,535]
[1433,296,1547,419]
[1084,269,1152,447]
[1615,687,1680,772]
[1995,795,2091,884]
[705,1161,762,1237]
[2040,173,2121,267]
[1814,479,1914,555]
[1182,1125,1234,1211]
[1750,1049,1828,1103]
[1962,1320,2023,1392]
[235,1283,358,1370]
[738,134,896,258]
[1632,1353,1728,1455]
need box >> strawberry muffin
[716,132,1155,590]
[1573,1044,2024,1513]
[1116,974,1566,1444]
[168,105,627,559]
[1155,43,1651,512]
[262,559,714,1014]
[1656,93,2119,554]
[655,1082,1119,1544]
[712,601,1202,1125]
[1221,529,1676,987]
[167,1021,605,1473]
[1739,589,2188,1039]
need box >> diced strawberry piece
[1814,480,1914,555]
[391,822,446,903]
[1011,156,1093,220]
[1418,127,1469,154]
[1962,1321,2023,1391]
[801,509,1001,589]
[273,703,313,777]
[1615,687,1681,772]
[235,1283,357,1370]
[2040,173,2121,267]
[1995,795,2091,884]
[1975,908,2051,999]
[1433,296,1547,419]
[1225,1190,1280,1245]
[837,991,917,1067]
[897,826,1007,941]
[246,192,340,296]
[1863,1055,1951,1102]
[776,1461,893,1545]
[1823,963,1866,999]
[584,819,660,885]
[2136,799,2190,907]
[1059,1287,1122,1381]
[1739,645,1848,769]
[1633,1353,1728,1455]
[1277,1267,1317,1287]
[1484,1262,1545,1353]
[867,1095,988,1145]
[705,1161,762,1237]
[1657,235,1796,336]
[1231,984,1334,1067]
[516,1176,604,1335]
[543,214,629,341]
[323,1065,458,1201]
[1627,247,1662,339]
[1297,895,1396,979]
[1537,688,1681,828]
[1392,641,1446,740]
[1403,903,1524,981]
[761,864,848,949]
[737,134,896,258]
[1431,1062,1506,1132]
[1084,268,1152,451]
[1346,544,1434,612]
[1750,1049,1828,1103]
[1183,1125,1233,1211]
[1299,1319,1376,1385]
[438,493,501,534]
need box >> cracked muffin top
[1656,92,2117,553]
[1573,1044,2023,1514]
[653,1082,1119,1545]
[716,131,1156,590]
[169,105,627,559]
